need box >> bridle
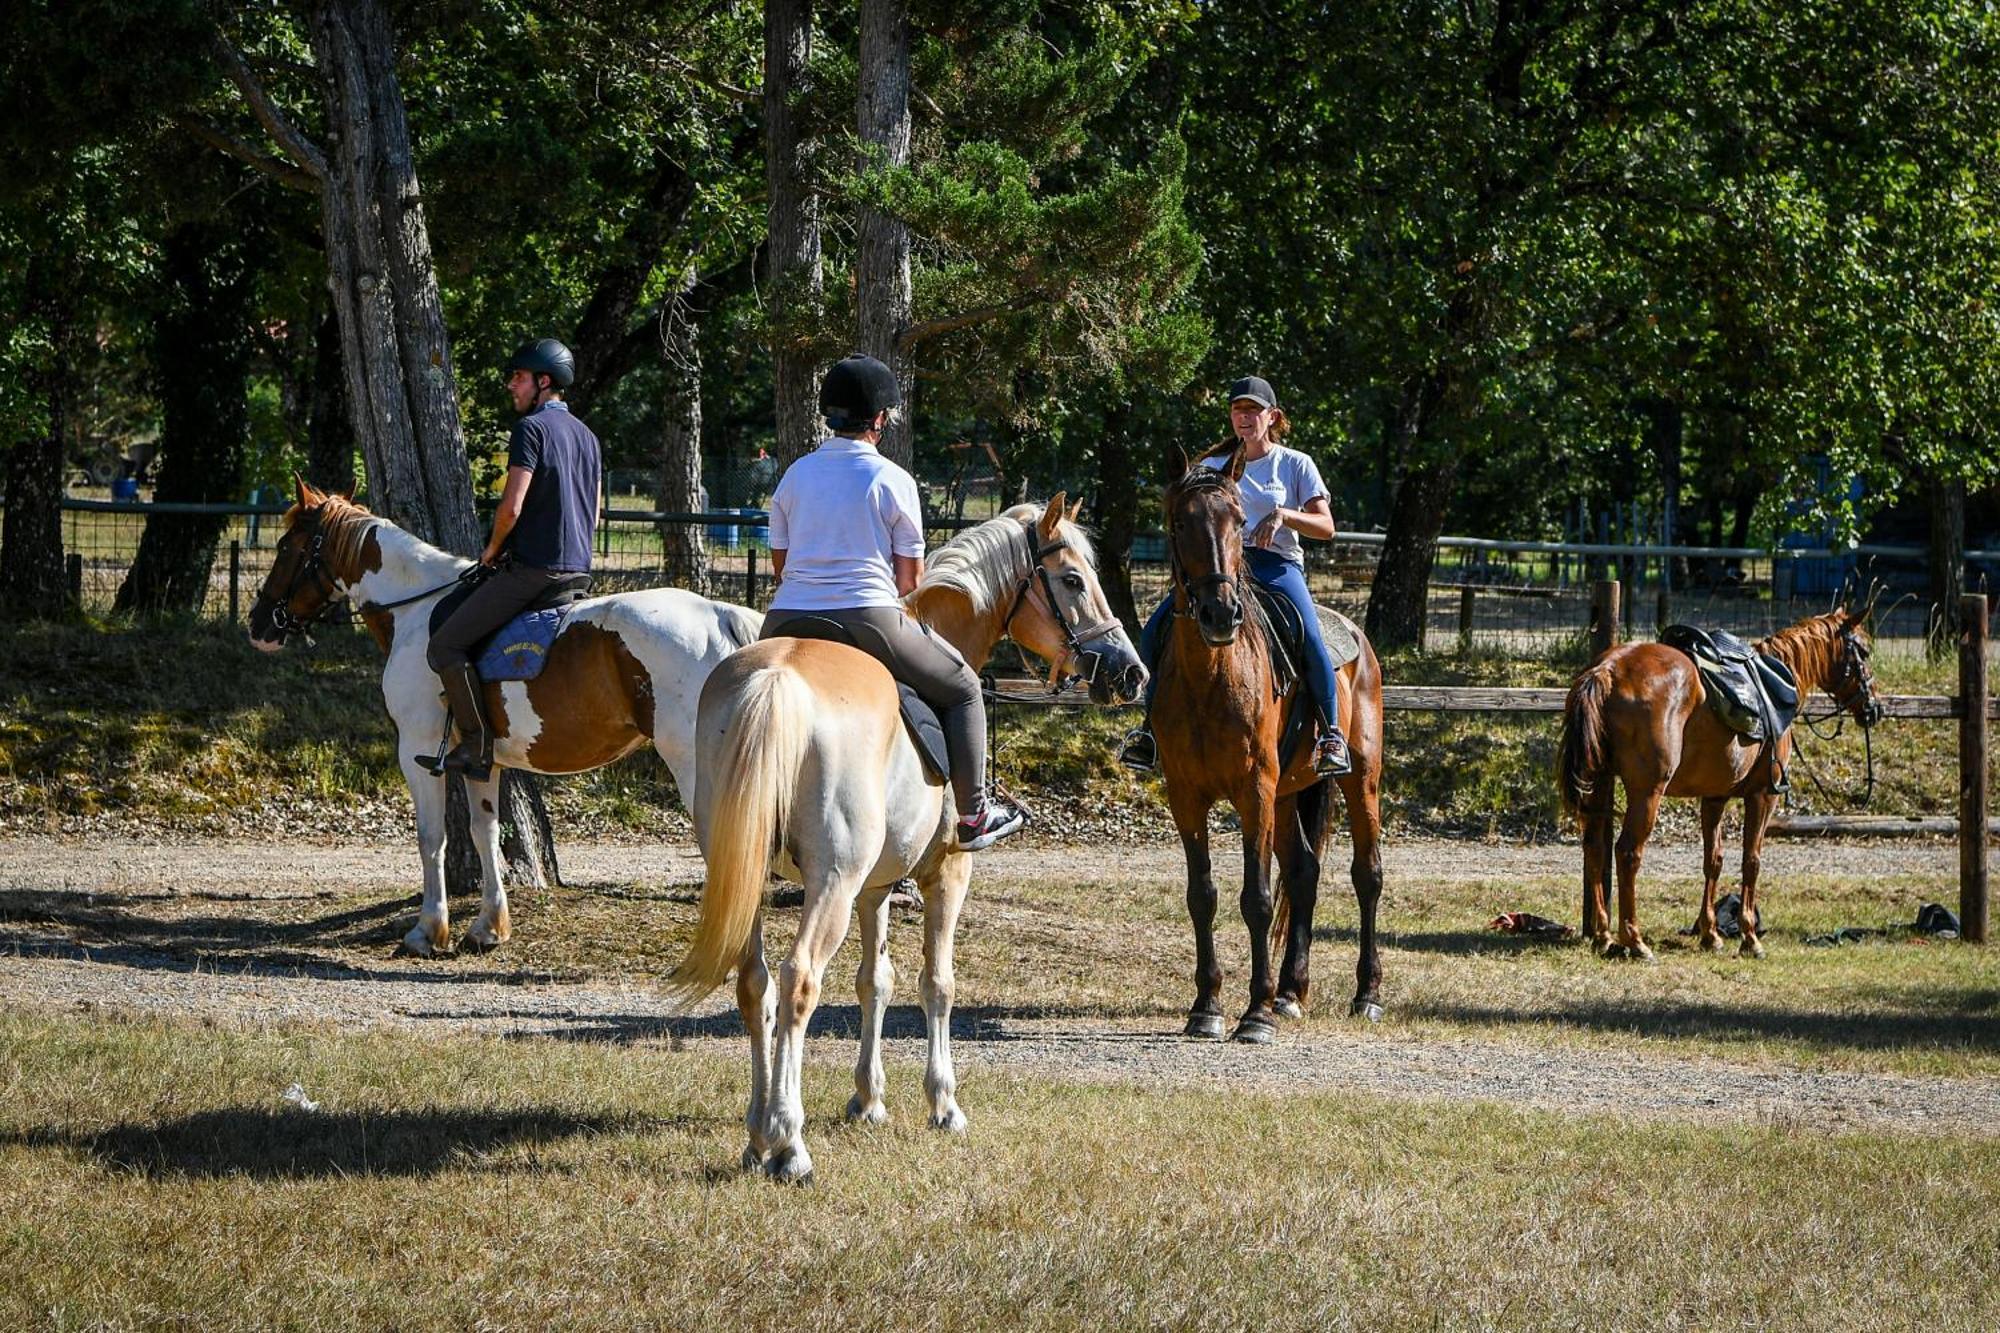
[1167,467,1248,630]
[258,511,473,646]
[997,520,1125,691]
[1792,623,1884,807]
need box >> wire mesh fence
[45,497,1995,665]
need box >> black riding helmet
[819,353,900,429]
[503,337,576,389]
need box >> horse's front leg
[1694,797,1729,953]
[460,771,511,952]
[736,907,776,1170]
[762,867,862,1185]
[1738,790,1778,959]
[847,882,896,1127]
[1233,777,1281,1044]
[399,751,453,957]
[1168,787,1224,1039]
[1339,760,1386,1021]
[918,850,973,1133]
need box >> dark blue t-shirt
[506,400,600,572]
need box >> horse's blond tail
[1558,662,1614,821]
[668,665,814,1000]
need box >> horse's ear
[293,471,323,508]
[1038,492,1066,538]
[1176,446,1192,476]
[1067,497,1083,525]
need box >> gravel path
[2,834,1992,1139]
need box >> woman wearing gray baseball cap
[1118,374,1350,776]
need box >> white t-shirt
[1203,444,1330,565]
[767,437,927,611]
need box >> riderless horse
[1154,454,1387,1042]
[668,496,1146,1183]
[1558,600,1884,959]
[247,477,760,956]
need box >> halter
[1166,467,1249,624]
[1792,623,1882,807]
[260,511,474,646]
[997,520,1126,691]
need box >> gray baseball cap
[1228,375,1277,408]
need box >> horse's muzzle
[1197,598,1243,646]
[1077,639,1149,706]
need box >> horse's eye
[1062,571,1085,592]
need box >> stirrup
[440,739,493,784]
[1117,726,1157,773]
[1312,728,1352,778]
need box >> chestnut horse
[247,477,760,956]
[1558,603,1884,959]
[1155,457,1387,1043]
[668,497,1146,1183]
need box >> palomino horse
[247,477,760,956]
[669,497,1146,1183]
[1155,456,1387,1043]
[1558,603,1884,959]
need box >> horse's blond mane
[914,504,1096,616]
[286,493,386,582]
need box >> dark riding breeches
[761,605,985,817]
[427,564,575,673]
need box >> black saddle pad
[765,617,950,782]
[429,569,594,655]
[1659,623,1800,742]
[1243,584,1322,772]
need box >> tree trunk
[1364,379,1457,652]
[1,248,74,617]
[765,0,823,467]
[857,0,914,469]
[309,0,477,556]
[306,306,356,493]
[1928,472,1966,658]
[655,271,709,596]
[116,220,252,615]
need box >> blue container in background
[110,477,139,501]
[706,508,739,552]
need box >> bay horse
[668,497,1146,1183]
[1558,601,1884,959]
[1155,455,1387,1043]
[247,476,760,956]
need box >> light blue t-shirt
[767,437,926,611]
[1202,444,1329,565]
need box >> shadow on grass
[1405,995,2000,1054]
[479,1001,1186,1047]
[1315,924,1571,955]
[6,1105,702,1180]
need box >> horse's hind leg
[460,771,511,952]
[736,908,776,1170]
[1339,763,1385,1021]
[847,882,896,1127]
[1738,791,1778,959]
[918,850,973,1133]
[1613,785,1665,960]
[1273,786,1324,1021]
[1694,797,1729,953]
[1581,800,1614,953]
[763,866,864,1185]
[1232,784,1281,1045]
[1170,789,1225,1039]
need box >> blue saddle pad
[475,605,576,682]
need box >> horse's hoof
[396,928,441,959]
[764,1147,814,1186]
[1632,942,1657,963]
[1273,996,1305,1021]
[1183,1013,1226,1040]
[1350,999,1384,1023]
[459,930,502,955]
[846,1095,890,1127]
[1740,938,1766,960]
[739,1144,765,1173]
[1699,934,1728,955]
[1231,1017,1278,1045]
[929,1107,968,1135]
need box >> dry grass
[2,1009,1997,1332]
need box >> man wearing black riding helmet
[421,337,601,781]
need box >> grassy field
[1,1009,1996,1332]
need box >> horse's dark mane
[285,492,385,581]
[1757,611,1855,690]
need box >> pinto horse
[247,477,760,956]
[1155,456,1387,1043]
[1558,602,1884,959]
[668,497,1146,1183]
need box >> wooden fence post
[1589,580,1620,658]
[1962,593,1989,944]
[746,543,759,608]
[229,539,241,624]
[1655,589,1671,636]
[1458,585,1475,654]
[66,552,82,606]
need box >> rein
[996,520,1124,694]
[264,517,478,646]
[1786,626,1880,808]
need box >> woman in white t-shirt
[760,354,1027,851]
[1118,375,1350,777]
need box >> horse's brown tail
[1558,662,1614,822]
[667,663,814,1001]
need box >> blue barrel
[110,477,139,501]
[706,508,739,552]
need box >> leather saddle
[1659,624,1800,791]
[765,617,951,782]
[1244,584,1364,775]
[430,569,594,683]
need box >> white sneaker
[957,797,1027,850]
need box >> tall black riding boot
[437,663,494,782]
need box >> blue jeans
[1141,547,1339,724]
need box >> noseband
[998,520,1125,690]
[1167,468,1248,622]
